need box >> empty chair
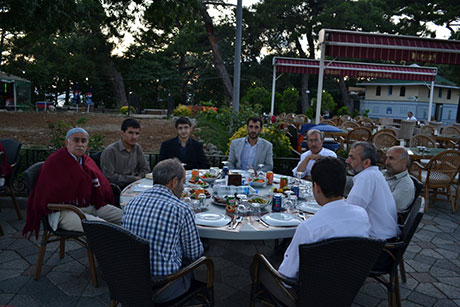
[82,220,214,307]
[341,121,360,130]
[380,117,394,128]
[345,127,372,150]
[329,116,342,126]
[397,120,416,141]
[419,125,435,136]
[410,134,437,148]
[371,128,397,140]
[0,138,23,220]
[250,237,385,307]
[440,126,460,136]
[372,132,400,150]
[359,117,375,129]
[319,119,336,126]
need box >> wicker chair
[250,237,385,307]
[372,132,400,150]
[397,120,416,141]
[410,134,437,148]
[370,197,425,307]
[82,220,214,307]
[371,128,397,141]
[341,121,360,130]
[440,126,460,136]
[293,114,308,128]
[411,150,460,212]
[23,162,98,286]
[427,121,442,132]
[319,119,336,126]
[359,117,375,129]
[0,138,22,220]
[419,125,435,136]
[330,116,342,126]
[345,127,372,150]
[340,115,351,122]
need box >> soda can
[280,177,288,188]
[272,193,283,212]
[222,166,229,177]
[291,185,300,198]
[226,196,236,213]
[266,171,274,185]
[192,169,200,181]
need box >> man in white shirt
[345,142,400,240]
[406,111,417,121]
[384,146,415,211]
[279,157,370,279]
[292,129,336,181]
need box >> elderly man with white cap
[23,128,122,238]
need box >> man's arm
[390,178,415,211]
[158,141,169,162]
[196,142,210,169]
[101,148,137,186]
[180,209,204,261]
[227,140,238,169]
[136,148,150,178]
[262,142,273,171]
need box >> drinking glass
[257,163,265,179]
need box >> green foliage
[337,106,350,116]
[241,86,299,114]
[120,106,136,115]
[307,91,336,118]
[173,104,192,116]
[200,100,215,107]
[336,149,349,159]
[363,109,370,118]
[47,117,104,151]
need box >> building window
[447,89,451,100]
[376,86,381,96]
[388,86,393,96]
[399,86,406,96]
[438,88,443,98]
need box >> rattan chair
[371,128,397,141]
[250,237,385,307]
[319,119,336,126]
[0,138,22,220]
[370,196,425,307]
[330,116,342,126]
[419,125,435,136]
[410,134,437,148]
[345,127,372,150]
[341,121,360,130]
[24,162,98,286]
[82,220,214,307]
[411,150,460,212]
[397,120,416,141]
[372,132,400,150]
[359,117,375,129]
[440,126,460,136]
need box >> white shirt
[240,138,259,170]
[406,115,417,121]
[346,166,400,239]
[278,199,370,279]
[292,147,337,177]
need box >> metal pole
[232,0,243,114]
[315,42,326,124]
[13,81,17,111]
[270,59,277,116]
[427,81,434,121]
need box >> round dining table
[120,170,317,241]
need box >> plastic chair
[82,220,214,307]
[0,138,23,220]
[23,162,98,287]
[369,196,425,307]
[250,237,385,307]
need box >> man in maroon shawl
[23,128,122,238]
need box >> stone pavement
[0,199,459,307]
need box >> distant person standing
[406,111,417,121]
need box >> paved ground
[0,198,459,307]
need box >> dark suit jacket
[159,137,210,170]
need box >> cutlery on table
[232,216,243,229]
[254,216,269,228]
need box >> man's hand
[309,154,322,161]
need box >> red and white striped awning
[319,29,460,65]
[274,57,437,81]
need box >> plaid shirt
[122,184,203,277]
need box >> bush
[337,106,350,116]
[47,117,104,151]
[309,91,337,118]
[120,106,136,115]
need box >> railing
[5,148,299,196]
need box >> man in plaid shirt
[122,158,203,302]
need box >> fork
[254,216,269,228]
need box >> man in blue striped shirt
[122,158,203,302]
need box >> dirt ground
[0,111,177,152]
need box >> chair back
[82,220,154,307]
[320,119,335,126]
[287,124,298,149]
[23,162,45,194]
[297,237,385,307]
[419,125,435,136]
[426,150,460,186]
[0,138,22,183]
[410,134,437,148]
[397,197,425,259]
[397,120,416,139]
[346,127,372,148]
[398,176,423,224]
[90,151,103,169]
[341,121,359,129]
[372,132,399,149]
[440,126,460,136]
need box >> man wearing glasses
[292,129,336,181]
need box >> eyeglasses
[306,138,321,143]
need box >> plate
[248,195,271,209]
[297,201,321,214]
[130,184,153,192]
[249,178,267,188]
[145,173,153,179]
[261,213,301,227]
[195,212,231,227]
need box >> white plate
[195,212,231,227]
[261,213,301,227]
[297,201,321,214]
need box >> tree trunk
[107,61,128,107]
[338,76,353,114]
[200,2,233,105]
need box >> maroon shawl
[23,147,114,238]
[0,143,12,178]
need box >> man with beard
[227,117,273,171]
[159,117,209,170]
[292,129,337,181]
[101,118,150,189]
[384,146,415,211]
[122,158,203,302]
[345,142,399,240]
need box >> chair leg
[34,230,49,280]
[8,186,22,220]
[109,300,117,307]
[395,270,402,307]
[59,237,66,258]
[399,258,407,283]
[87,249,98,288]
[424,187,430,212]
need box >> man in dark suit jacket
[159,117,210,170]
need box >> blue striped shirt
[122,184,203,277]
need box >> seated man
[122,158,203,302]
[23,128,122,237]
[345,142,400,240]
[406,111,417,121]
[228,117,273,171]
[101,118,150,189]
[159,117,209,170]
[279,157,370,279]
[292,129,337,181]
[384,146,415,211]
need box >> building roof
[0,71,30,83]
[356,75,459,89]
